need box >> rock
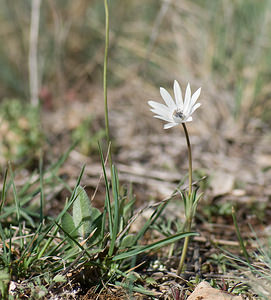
[187,281,242,300]
[211,171,235,196]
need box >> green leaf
[120,234,136,249]
[0,269,9,281]
[88,206,103,244]
[53,274,66,283]
[73,186,93,239]
[73,186,102,243]
[115,282,158,296]
[113,232,197,261]
[61,212,78,244]
[38,165,85,260]
[145,277,158,286]
[90,206,102,222]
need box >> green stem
[182,123,192,197]
[177,123,193,275]
[103,0,112,168]
[177,218,192,275]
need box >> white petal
[164,122,178,129]
[160,88,176,109]
[190,103,201,115]
[184,116,193,122]
[183,83,191,114]
[150,108,170,119]
[173,80,183,109]
[148,100,170,113]
[153,115,172,122]
[191,88,201,107]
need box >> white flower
[148,80,201,129]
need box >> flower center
[172,109,185,122]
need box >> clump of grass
[0,147,73,298]
[0,152,195,298]
[246,245,271,299]
[228,230,271,300]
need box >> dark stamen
[173,109,184,119]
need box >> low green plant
[0,99,43,166]
[0,147,74,298]
[208,253,229,274]
[202,201,232,222]
[59,146,196,286]
[0,146,196,298]
[71,117,105,155]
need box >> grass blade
[113,231,197,261]
[108,165,120,256]
[135,201,168,243]
[0,168,8,214]
[38,165,85,259]
[232,206,250,265]
[39,157,44,224]
[98,142,113,234]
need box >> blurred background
[0,0,270,205]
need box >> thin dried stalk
[29,0,42,106]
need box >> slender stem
[177,218,192,275]
[177,123,193,275]
[182,123,192,197]
[103,0,112,168]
